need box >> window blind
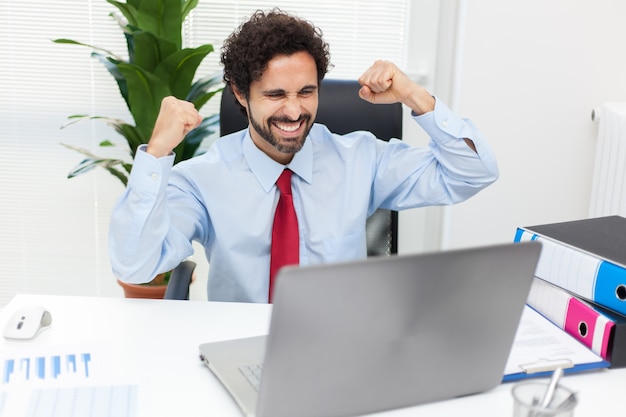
[0,0,408,306]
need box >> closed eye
[265,91,286,99]
[298,87,317,97]
[263,86,318,100]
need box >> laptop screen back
[256,241,541,417]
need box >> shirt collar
[242,128,313,193]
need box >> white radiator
[589,103,626,217]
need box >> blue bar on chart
[2,360,14,385]
[66,353,76,373]
[1,352,93,385]
[36,357,45,379]
[21,358,30,380]
[82,353,91,378]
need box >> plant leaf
[136,0,184,47]
[105,165,130,186]
[61,114,123,127]
[187,71,224,109]
[191,89,222,112]
[125,0,141,10]
[116,62,171,140]
[106,0,139,27]
[61,144,130,186]
[129,30,177,72]
[52,38,122,61]
[67,158,99,176]
[60,115,144,157]
[92,53,131,110]
[111,121,145,156]
[182,0,199,20]
[175,113,219,162]
[155,45,214,99]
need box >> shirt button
[442,120,449,128]
[150,173,158,180]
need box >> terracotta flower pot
[117,279,167,299]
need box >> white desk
[1,294,624,416]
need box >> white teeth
[275,121,301,132]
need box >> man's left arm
[358,60,479,153]
[359,60,499,206]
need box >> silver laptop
[199,241,541,417]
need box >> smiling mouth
[273,119,304,133]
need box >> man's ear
[231,84,248,110]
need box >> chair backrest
[220,79,402,256]
[163,260,197,300]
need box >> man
[109,9,499,303]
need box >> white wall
[397,0,445,254]
[440,0,626,249]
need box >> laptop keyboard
[239,363,263,391]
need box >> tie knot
[276,169,292,195]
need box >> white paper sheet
[0,344,138,417]
[505,305,607,378]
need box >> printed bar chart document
[0,344,138,417]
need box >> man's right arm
[109,97,202,283]
[109,148,196,284]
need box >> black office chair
[164,260,197,300]
[165,79,403,300]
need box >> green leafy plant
[55,0,223,186]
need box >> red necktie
[269,169,299,302]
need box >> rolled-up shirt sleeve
[415,97,499,182]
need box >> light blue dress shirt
[109,98,499,302]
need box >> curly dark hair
[221,9,331,106]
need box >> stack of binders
[514,215,626,368]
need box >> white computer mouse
[3,305,52,340]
